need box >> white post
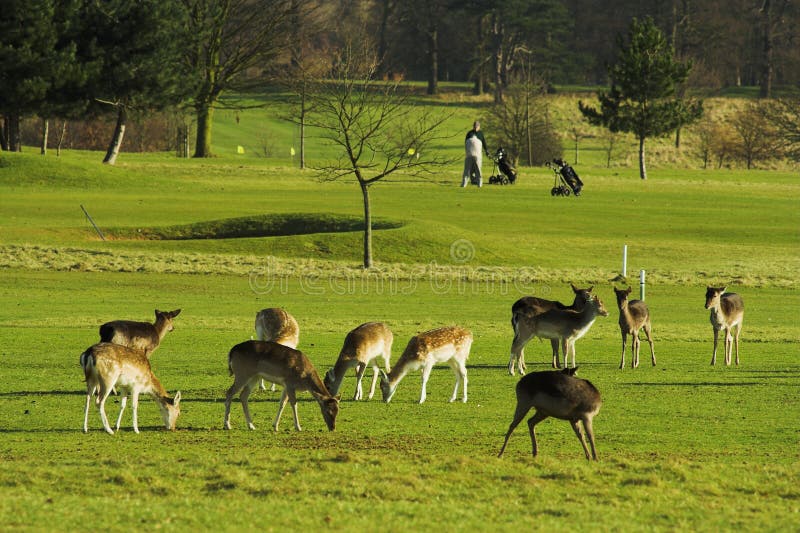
[639,269,646,300]
[622,245,628,278]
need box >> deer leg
[551,339,561,369]
[240,384,256,430]
[273,389,289,431]
[644,322,656,366]
[619,331,627,369]
[527,411,549,457]
[354,362,367,401]
[733,323,741,365]
[83,390,93,433]
[448,359,468,403]
[581,416,599,461]
[115,395,128,431]
[97,390,115,435]
[633,332,641,369]
[509,332,531,376]
[725,327,733,366]
[498,403,532,458]
[130,391,141,434]
[419,362,435,404]
[710,327,720,365]
[569,419,592,460]
[286,389,301,431]
[223,379,247,430]
[368,363,380,400]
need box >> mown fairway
[1,135,798,531]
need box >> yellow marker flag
[237,145,245,154]
[290,147,296,156]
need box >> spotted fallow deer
[520,294,608,369]
[80,342,181,435]
[324,322,393,401]
[254,308,300,391]
[99,308,181,357]
[508,284,593,374]
[379,326,472,404]
[705,286,744,366]
[614,286,655,369]
[498,367,601,460]
[223,340,339,431]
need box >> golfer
[462,121,489,187]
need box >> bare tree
[306,47,454,268]
[763,97,800,161]
[732,102,780,169]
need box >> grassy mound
[105,213,403,240]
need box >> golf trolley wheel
[551,187,559,196]
[501,176,509,185]
[564,187,571,196]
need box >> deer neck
[153,316,170,341]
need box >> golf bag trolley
[488,147,517,185]
[547,158,583,196]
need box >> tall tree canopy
[182,0,293,158]
[579,17,702,180]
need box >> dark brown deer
[614,286,655,369]
[498,367,601,460]
[99,309,181,357]
[81,342,181,435]
[223,340,339,431]
[705,286,744,366]
[509,284,593,374]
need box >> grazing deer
[614,286,655,369]
[379,326,472,404]
[498,367,601,460]
[80,342,181,435]
[99,308,182,357]
[522,294,608,369]
[509,284,593,374]
[705,286,744,366]
[324,322,393,401]
[223,340,339,432]
[254,308,300,391]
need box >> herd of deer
[79,285,744,461]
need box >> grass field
[1,99,799,532]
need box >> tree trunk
[194,101,214,157]
[40,118,49,155]
[360,180,373,269]
[426,26,439,95]
[7,114,21,152]
[56,120,67,157]
[103,106,127,165]
[638,135,647,180]
[758,0,773,99]
[492,14,504,104]
[473,15,485,95]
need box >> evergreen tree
[578,17,702,179]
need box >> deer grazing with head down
[324,322,393,401]
[254,307,300,391]
[223,340,339,431]
[379,326,472,404]
[81,342,181,435]
[99,308,181,357]
[519,294,608,369]
[498,367,601,460]
[614,286,655,369]
[704,286,744,366]
[509,284,594,374]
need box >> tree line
[1,0,798,163]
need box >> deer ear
[570,282,578,292]
[172,309,182,317]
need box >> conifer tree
[579,17,702,180]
